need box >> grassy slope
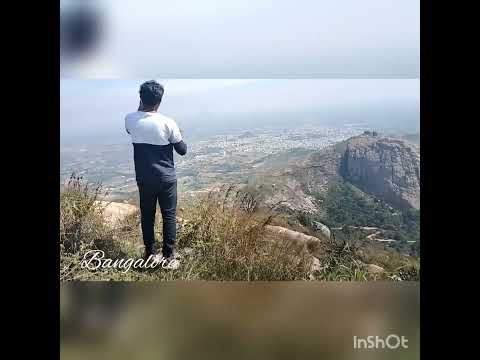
[60,176,419,281]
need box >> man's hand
[173,140,187,156]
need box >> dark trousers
[138,180,177,257]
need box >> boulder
[312,221,331,239]
[95,201,138,226]
[366,264,385,274]
[264,225,328,258]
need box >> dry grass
[60,176,418,281]
[60,179,312,281]
[177,185,313,280]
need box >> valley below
[61,124,420,260]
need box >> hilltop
[340,133,420,209]
[244,132,420,256]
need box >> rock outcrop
[264,225,329,259]
[340,134,420,209]
[312,221,331,239]
[247,133,420,215]
[95,201,138,226]
[366,263,385,274]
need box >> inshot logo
[353,335,408,350]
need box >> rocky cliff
[245,132,420,215]
[339,134,420,209]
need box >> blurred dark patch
[60,2,103,59]
[61,283,129,341]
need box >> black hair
[139,80,164,107]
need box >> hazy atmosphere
[61,0,419,78]
[61,78,419,144]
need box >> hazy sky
[61,79,420,143]
[61,0,419,78]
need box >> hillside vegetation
[312,182,420,256]
[60,176,419,281]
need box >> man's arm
[125,116,131,134]
[173,140,187,156]
[168,119,187,155]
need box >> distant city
[60,123,368,201]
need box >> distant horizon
[61,78,419,145]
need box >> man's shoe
[144,253,163,264]
[162,255,180,270]
[151,254,164,265]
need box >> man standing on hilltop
[125,80,187,270]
